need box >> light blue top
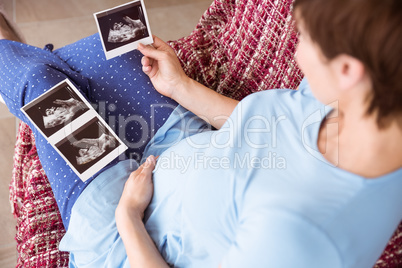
[59,79,402,268]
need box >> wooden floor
[0,0,212,267]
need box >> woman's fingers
[141,56,153,74]
[140,155,156,177]
[139,36,162,72]
[138,43,166,61]
[141,56,154,67]
[151,35,168,50]
[137,35,184,98]
[130,155,156,178]
[138,36,172,60]
[117,155,157,220]
[131,164,144,176]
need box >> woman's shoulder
[238,78,322,116]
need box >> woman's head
[293,0,402,128]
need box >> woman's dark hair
[293,0,402,128]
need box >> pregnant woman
[0,0,401,267]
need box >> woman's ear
[331,54,366,92]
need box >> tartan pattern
[8,0,401,266]
[374,223,402,268]
[9,122,69,268]
[168,0,303,101]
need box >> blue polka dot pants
[0,34,177,229]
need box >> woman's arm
[115,156,169,268]
[116,210,169,268]
[138,37,239,129]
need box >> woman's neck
[318,106,402,178]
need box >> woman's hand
[138,36,189,100]
[115,155,170,268]
[116,155,157,222]
[139,36,239,130]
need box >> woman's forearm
[138,37,239,129]
[174,77,239,129]
[116,208,169,268]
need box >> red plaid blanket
[9,0,401,267]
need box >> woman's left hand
[116,155,157,221]
[115,155,170,268]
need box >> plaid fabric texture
[168,0,303,101]
[374,223,402,268]
[9,122,69,268]
[8,0,401,267]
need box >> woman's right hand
[138,36,189,100]
[139,36,238,130]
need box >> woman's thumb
[143,155,156,170]
[138,42,165,61]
